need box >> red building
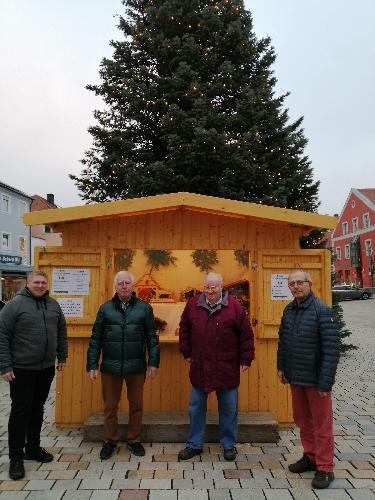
[331,188,375,287]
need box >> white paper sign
[57,298,84,317]
[271,274,293,301]
[52,268,90,295]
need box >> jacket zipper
[41,305,49,368]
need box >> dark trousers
[8,366,55,459]
[101,372,146,444]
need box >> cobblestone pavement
[0,300,374,499]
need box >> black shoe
[9,459,25,480]
[100,441,117,460]
[178,447,202,460]
[127,442,145,457]
[224,447,237,461]
[288,453,317,473]
[24,447,53,463]
[311,470,334,489]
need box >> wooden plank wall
[47,210,321,426]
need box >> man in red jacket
[178,272,254,461]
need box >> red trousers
[291,385,334,473]
[101,372,146,444]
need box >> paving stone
[268,478,290,488]
[172,479,193,489]
[0,481,27,491]
[0,493,30,499]
[67,461,89,470]
[207,490,231,500]
[155,470,183,479]
[178,490,209,500]
[51,479,81,490]
[239,478,269,488]
[213,479,241,489]
[348,491,375,500]
[60,492,92,500]
[27,492,64,500]
[193,479,215,489]
[91,492,121,500]
[112,480,141,489]
[288,490,317,500]
[314,490,351,499]
[79,478,112,489]
[352,461,375,470]
[348,479,375,488]
[149,491,177,500]
[127,470,154,479]
[230,490,266,500]
[47,469,77,479]
[139,479,171,489]
[263,491,293,500]
[24,479,55,490]
[118,491,149,500]
[350,469,375,478]
[59,454,81,462]
[223,469,251,479]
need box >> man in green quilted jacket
[87,271,160,459]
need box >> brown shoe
[288,454,317,473]
[312,470,334,489]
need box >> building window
[352,217,358,233]
[342,222,349,235]
[1,194,11,213]
[363,213,370,228]
[365,239,372,257]
[351,200,356,208]
[336,247,341,260]
[18,236,26,253]
[44,225,52,234]
[19,201,28,217]
[345,244,350,259]
[1,232,11,250]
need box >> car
[332,285,373,301]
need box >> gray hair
[27,270,48,282]
[289,269,312,282]
[204,272,223,285]
[114,271,135,286]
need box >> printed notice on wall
[57,298,84,317]
[51,268,90,295]
[271,274,293,301]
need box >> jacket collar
[291,291,315,309]
[197,289,229,313]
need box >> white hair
[204,272,223,285]
[289,269,312,282]
[114,271,135,286]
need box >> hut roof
[23,192,337,230]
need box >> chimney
[46,193,55,205]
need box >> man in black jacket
[277,269,340,490]
[0,271,68,480]
[87,270,159,460]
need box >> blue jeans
[186,386,238,450]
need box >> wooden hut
[24,192,337,433]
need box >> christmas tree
[71,0,319,212]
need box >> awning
[0,264,33,273]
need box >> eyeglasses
[288,280,310,287]
[204,285,220,291]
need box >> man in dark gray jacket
[0,271,68,480]
[277,269,340,490]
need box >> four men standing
[0,265,340,491]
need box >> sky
[0,0,374,216]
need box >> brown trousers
[101,372,146,444]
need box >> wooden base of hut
[84,411,279,443]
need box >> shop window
[1,194,11,213]
[1,232,11,250]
